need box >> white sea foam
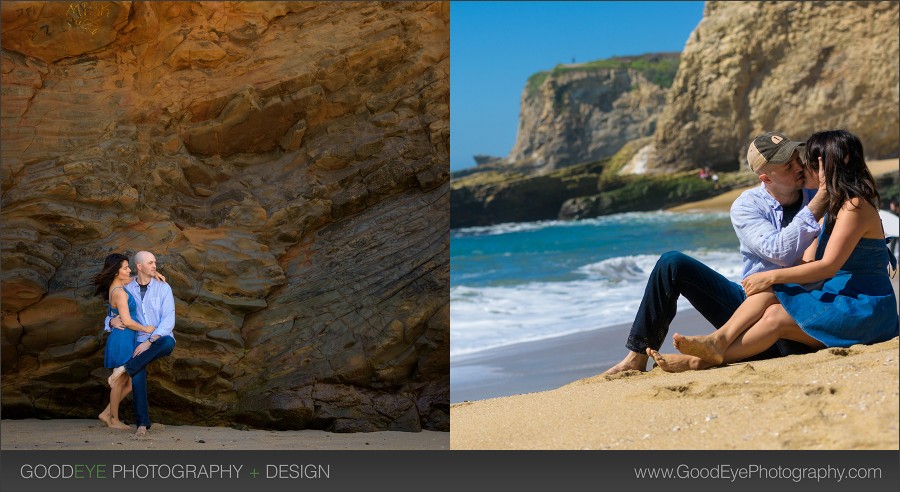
[452,211,731,238]
[450,249,743,360]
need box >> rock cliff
[650,1,899,172]
[1,1,449,432]
[452,1,899,227]
[508,53,678,172]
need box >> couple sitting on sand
[91,250,176,436]
[605,129,899,374]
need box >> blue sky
[450,1,705,171]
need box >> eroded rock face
[1,1,449,432]
[507,55,677,173]
[650,1,899,172]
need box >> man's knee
[659,251,688,266]
[656,251,696,279]
[156,336,175,356]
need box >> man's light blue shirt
[731,184,821,280]
[104,278,175,343]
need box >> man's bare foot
[133,426,148,438]
[646,348,712,373]
[108,417,131,430]
[107,366,126,387]
[603,351,649,375]
[673,333,725,365]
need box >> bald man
[107,251,176,437]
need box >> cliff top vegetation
[526,52,680,97]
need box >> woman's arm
[110,290,155,333]
[742,199,869,295]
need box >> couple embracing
[606,129,898,374]
[91,251,176,437]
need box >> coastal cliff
[650,0,900,172]
[452,1,899,227]
[1,1,449,432]
[507,53,677,173]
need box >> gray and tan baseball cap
[747,131,805,173]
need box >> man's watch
[149,337,157,344]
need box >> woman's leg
[673,290,778,364]
[720,303,824,363]
[648,303,823,372]
[107,376,132,430]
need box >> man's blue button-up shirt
[731,184,821,280]
[104,278,176,343]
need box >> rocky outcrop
[1,2,449,432]
[507,53,678,172]
[649,1,899,172]
[450,158,725,228]
[558,175,723,220]
[450,162,603,229]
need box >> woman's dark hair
[804,130,880,233]
[92,253,129,300]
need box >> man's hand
[805,157,829,221]
[133,340,152,358]
[741,272,775,296]
[110,316,126,330]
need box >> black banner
[1,450,898,492]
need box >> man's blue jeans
[626,251,782,359]
[126,336,175,428]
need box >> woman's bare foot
[107,366,126,387]
[603,351,649,375]
[108,417,131,430]
[673,333,725,365]
[98,407,111,426]
[646,348,713,373]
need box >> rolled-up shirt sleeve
[732,200,820,267]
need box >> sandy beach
[451,336,899,450]
[0,420,448,450]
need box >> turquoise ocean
[450,211,745,362]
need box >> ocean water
[450,211,745,361]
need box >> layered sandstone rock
[507,54,677,172]
[1,1,449,432]
[649,1,899,172]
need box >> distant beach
[667,158,900,213]
[0,419,448,450]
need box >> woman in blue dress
[648,130,898,371]
[91,253,156,429]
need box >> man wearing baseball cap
[605,131,829,375]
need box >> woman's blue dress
[104,286,138,368]
[774,224,899,347]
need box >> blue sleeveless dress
[773,224,899,347]
[104,286,139,368]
